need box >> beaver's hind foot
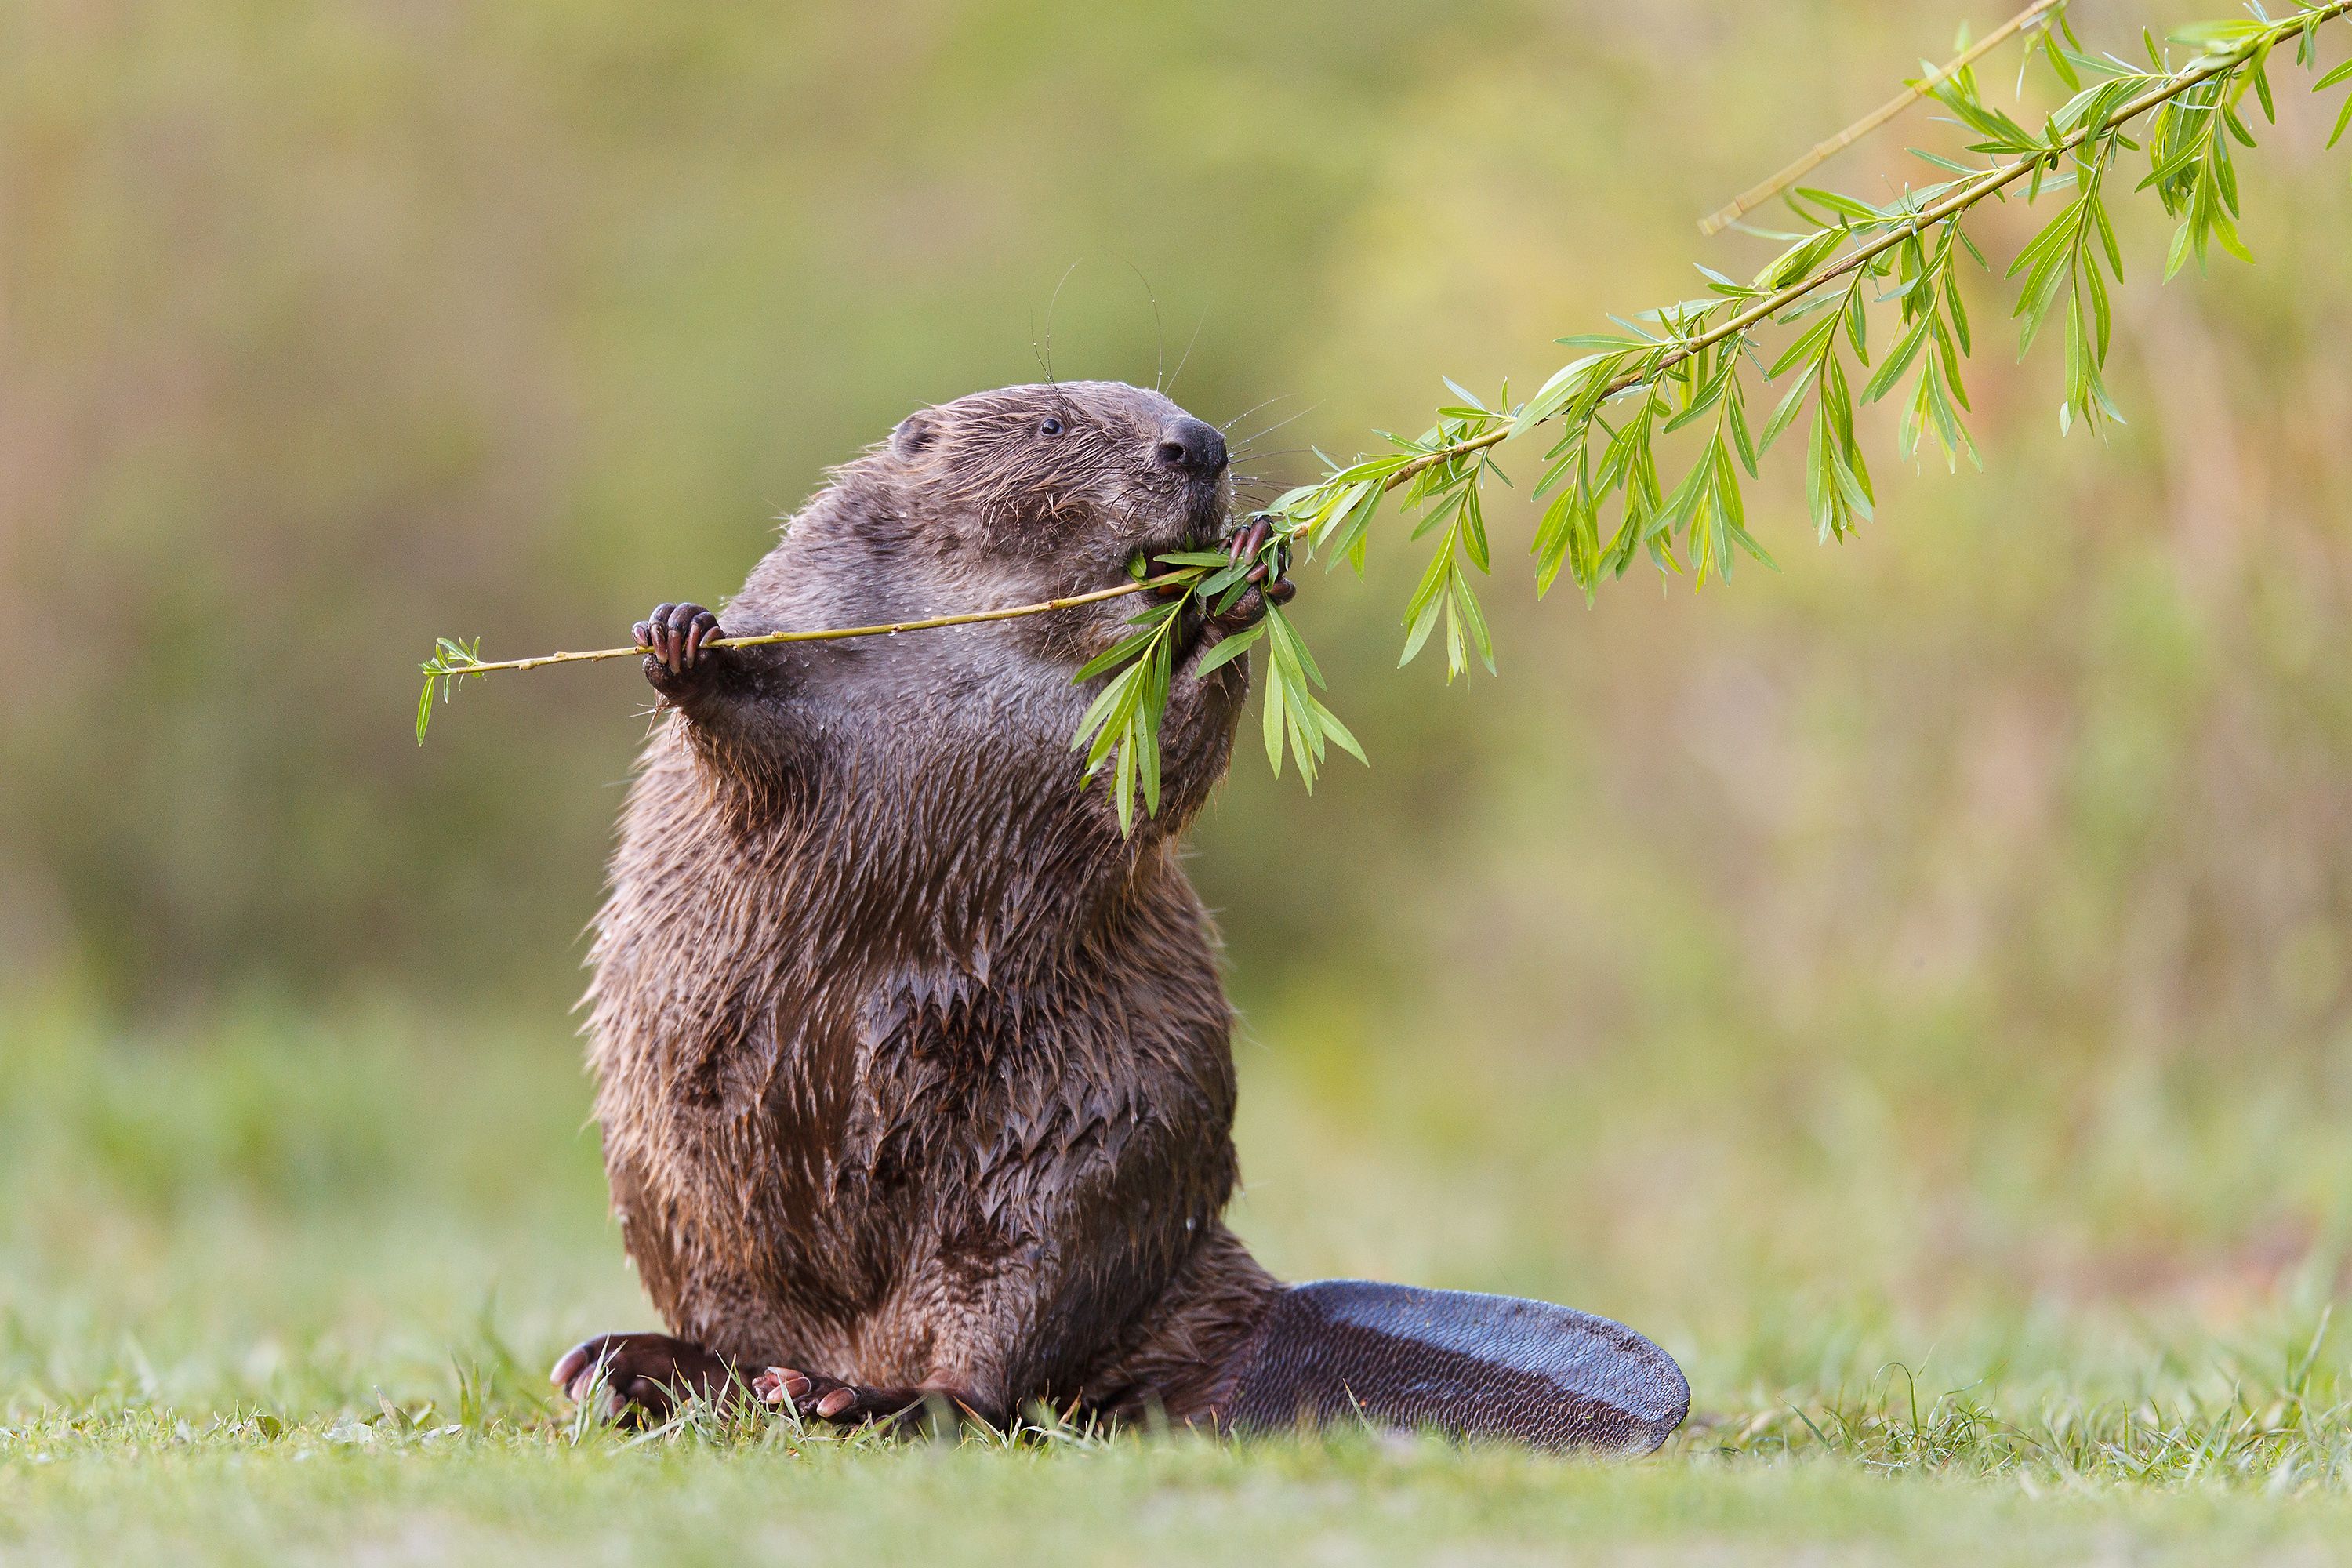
[752,1367,984,1429]
[551,1330,734,1427]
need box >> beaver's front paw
[633,601,724,697]
[1210,518,1295,632]
[552,1331,732,1427]
[752,1367,938,1427]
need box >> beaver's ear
[891,408,941,459]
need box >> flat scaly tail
[1214,1280,1689,1454]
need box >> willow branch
[1697,0,2067,237]
[421,0,2352,808]
[1357,0,2352,499]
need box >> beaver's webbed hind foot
[1217,1281,1688,1455]
[552,1331,735,1427]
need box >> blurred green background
[6,0,2352,1511]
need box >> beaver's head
[735,380,1254,840]
[822,381,1248,832]
[883,380,1233,596]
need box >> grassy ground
[6,995,2352,1565]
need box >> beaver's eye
[1039,416,1065,437]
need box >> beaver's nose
[1155,417,1228,477]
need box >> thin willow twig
[440,572,1196,677]
[1697,0,2067,237]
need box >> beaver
[553,380,1688,1452]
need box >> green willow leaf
[1193,620,1266,677]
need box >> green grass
[14,1429,2352,1566]
[7,993,2352,1564]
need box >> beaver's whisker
[1218,392,1301,436]
[1163,305,1208,396]
[1230,405,1316,455]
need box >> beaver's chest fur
[586,720,1243,1404]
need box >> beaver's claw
[1213,518,1295,626]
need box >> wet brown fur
[583,382,1282,1425]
